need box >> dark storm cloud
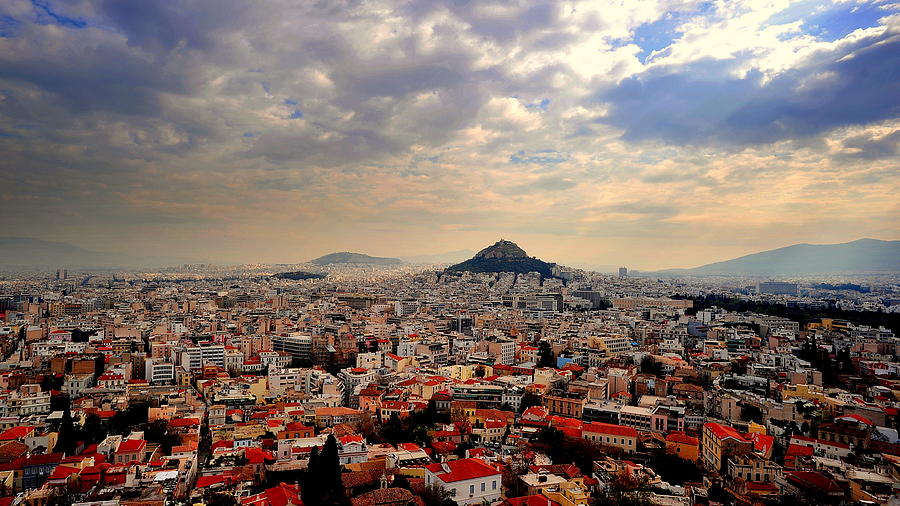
[597,31,900,147]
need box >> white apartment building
[224,348,244,373]
[145,358,175,385]
[337,367,377,407]
[424,458,502,505]
[356,351,383,369]
[259,351,292,369]
[394,299,420,317]
[180,343,225,371]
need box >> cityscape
[1,1,899,506]
[1,238,899,506]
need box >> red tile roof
[666,432,699,446]
[241,482,302,506]
[0,426,36,441]
[785,471,843,495]
[785,444,814,457]
[340,435,365,445]
[835,414,874,426]
[170,418,201,428]
[425,458,500,483]
[704,422,748,442]
[744,432,775,455]
[559,426,583,438]
[583,422,637,438]
[196,474,238,488]
[116,439,146,454]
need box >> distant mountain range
[0,237,170,269]
[664,238,900,275]
[446,239,557,277]
[309,251,403,265]
[4,236,896,275]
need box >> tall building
[618,267,628,278]
[179,343,225,371]
[271,334,313,363]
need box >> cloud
[839,128,900,160]
[597,29,900,146]
[0,0,897,267]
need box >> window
[470,485,474,496]
[493,481,497,490]
[481,483,485,492]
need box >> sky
[0,0,898,270]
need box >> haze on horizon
[0,0,898,271]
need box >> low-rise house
[582,422,637,454]
[424,458,502,505]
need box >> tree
[107,401,150,436]
[536,426,565,448]
[421,484,456,506]
[144,419,181,454]
[50,392,71,412]
[474,365,486,378]
[379,413,406,445]
[303,435,347,506]
[203,491,238,506]
[538,341,556,368]
[53,409,76,456]
[455,441,474,459]
[639,356,662,376]
[593,474,652,506]
[392,473,411,490]
[78,414,103,444]
[645,453,702,485]
[518,391,542,413]
[741,404,763,424]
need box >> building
[313,407,362,428]
[337,434,368,465]
[543,391,587,418]
[386,443,431,469]
[451,383,505,408]
[337,367,377,407]
[394,299,420,317]
[145,359,175,385]
[728,453,783,483]
[612,298,693,310]
[424,458,502,505]
[487,339,516,365]
[270,334,313,363]
[618,267,627,279]
[665,432,699,461]
[583,422,637,453]
[519,470,568,496]
[701,422,753,473]
[180,343,225,371]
